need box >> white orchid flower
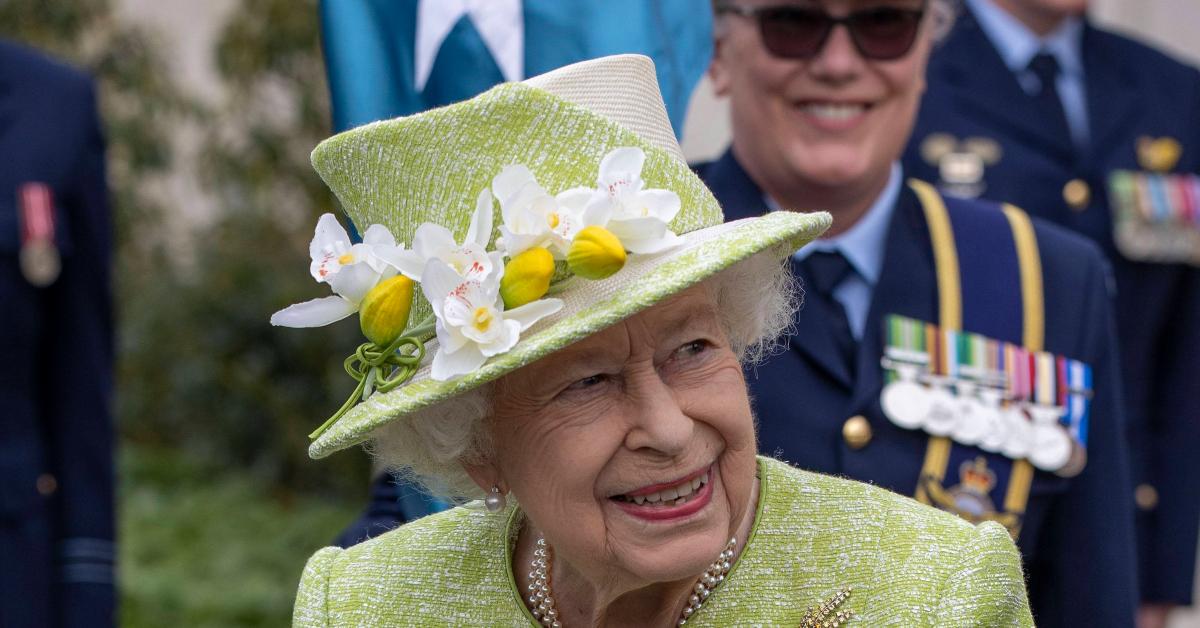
[271,214,402,328]
[587,147,683,254]
[421,258,562,380]
[493,165,603,258]
[379,189,500,282]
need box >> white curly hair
[367,252,800,502]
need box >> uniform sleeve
[294,546,342,628]
[931,521,1034,627]
[43,76,117,628]
[1026,250,1138,625]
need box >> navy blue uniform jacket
[698,151,1137,627]
[904,9,1200,605]
[0,41,115,627]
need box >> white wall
[1093,0,1200,66]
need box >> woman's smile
[793,99,875,132]
[609,465,716,522]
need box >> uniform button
[36,473,57,497]
[1063,179,1091,211]
[1135,484,1159,511]
[842,415,872,450]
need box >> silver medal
[1000,406,1033,460]
[976,389,1008,453]
[1028,405,1071,471]
[881,364,930,430]
[950,381,989,445]
[1030,423,1073,471]
[924,380,959,436]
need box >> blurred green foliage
[1,0,372,625]
[120,447,354,627]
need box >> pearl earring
[485,485,506,512]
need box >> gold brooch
[800,586,854,627]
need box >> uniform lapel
[850,185,938,411]
[1081,23,1140,164]
[0,53,16,142]
[930,9,1075,164]
[704,150,853,389]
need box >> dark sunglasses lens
[848,8,922,59]
[757,8,831,59]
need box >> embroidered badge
[801,586,854,627]
[946,457,999,518]
[1137,136,1182,173]
[919,133,1003,199]
[921,456,1022,534]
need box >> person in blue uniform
[0,40,115,627]
[701,0,1136,625]
[902,1,1200,625]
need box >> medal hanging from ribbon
[1110,169,1200,265]
[881,315,1091,474]
[17,182,61,287]
[881,316,932,430]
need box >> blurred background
[1,0,1197,626]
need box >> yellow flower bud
[359,275,415,346]
[501,247,555,309]
[567,226,626,280]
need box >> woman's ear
[463,460,505,495]
[709,44,733,97]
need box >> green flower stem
[309,377,369,440]
[309,325,433,440]
[545,276,576,296]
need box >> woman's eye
[676,339,709,358]
[565,373,607,391]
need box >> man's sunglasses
[715,2,927,61]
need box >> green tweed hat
[276,54,830,459]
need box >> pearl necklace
[525,536,738,627]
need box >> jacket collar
[849,185,938,411]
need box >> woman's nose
[622,370,693,455]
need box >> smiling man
[697,0,1138,625]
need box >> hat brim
[309,210,831,459]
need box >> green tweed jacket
[294,457,1034,626]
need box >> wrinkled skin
[465,284,759,626]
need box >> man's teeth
[623,471,709,506]
[802,103,866,120]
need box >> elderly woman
[281,55,1033,626]
[700,0,1136,625]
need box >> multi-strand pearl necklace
[525,536,737,627]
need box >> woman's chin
[613,529,734,585]
[602,491,735,583]
[785,150,879,192]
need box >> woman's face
[710,0,934,192]
[481,284,758,586]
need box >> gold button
[1135,483,1159,511]
[1063,179,1091,211]
[842,416,872,450]
[36,473,57,497]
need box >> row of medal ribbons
[880,315,1093,477]
[1110,170,1200,265]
